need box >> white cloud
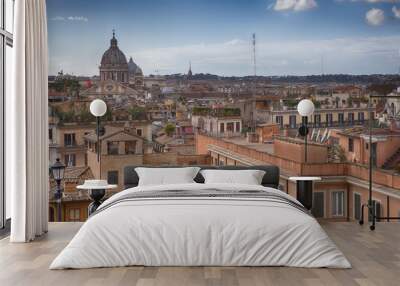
[273,0,317,12]
[51,16,65,21]
[67,16,89,22]
[364,0,400,3]
[335,0,400,3]
[366,8,385,26]
[393,6,400,18]
[51,16,88,22]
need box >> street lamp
[90,99,107,162]
[297,99,315,163]
[51,158,65,222]
[293,99,317,212]
[359,94,400,230]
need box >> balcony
[0,222,399,285]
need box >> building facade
[196,132,400,222]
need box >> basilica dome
[99,31,129,83]
[100,33,128,66]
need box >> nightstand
[289,177,321,210]
[77,180,117,215]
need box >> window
[326,113,333,127]
[64,133,76,146]
[219,122,225,133]
[312,192,324,218]
[136,129,142,137]
[348,113,354,125]
[369,200,382,222]
[125,140,137,154]
[107,171,118,184]
[348,138,354,152]
[276,116,283,128]
[107,141,119,155]
[314,114,321,127]
[49,129,53,142]
[1,0,14,229]
[375,201,381,222]
[289,115,297,128]
[68,208,80,222]
[354,193,361,221]
[338,113,344,125]
[226,122,234,132]
[358,112,364,123]
[235,122,240,132]
[332,191,344,216]
[64,154,76,167]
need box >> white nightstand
[77,180,117,215]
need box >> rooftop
[337,126,400,138]
[221,136,275,154]
[1,222,399,286]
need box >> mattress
[50,183,351,269]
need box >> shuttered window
[332,191,344,216]
[369,200,381,222]
[107,171,119,185]
[354,193,361,220]
[312,192,324,218]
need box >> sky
[47,0,400,77]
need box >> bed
[50,165,351,269]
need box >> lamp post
[297,99,315,163]
[292,99,317,211]
[51,158,65,222]
[90,99,107,162]
[86,99,108,216]
[359,94,400,230]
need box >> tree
[164,123,176,137]
[128,106,147,120]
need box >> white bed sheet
[50,183,351,269]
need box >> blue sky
[47,0,400,76]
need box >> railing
[196,133,400,191]
[279,120,367,130]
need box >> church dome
[128,57,138,73]
[134,66,143,75]
[100,32,128,67]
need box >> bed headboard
[123,165,280,189]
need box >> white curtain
[8,0,49,242]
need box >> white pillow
[135,167,201,186]
[200,169,266,185]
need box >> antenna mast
[321,55,324,76]
[252,33,256,79]
[251,33,257,131]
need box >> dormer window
[107,141,119,155]
[125,141,137,154]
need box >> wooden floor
[0,222,399,286]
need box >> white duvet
[50,183,351,269]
